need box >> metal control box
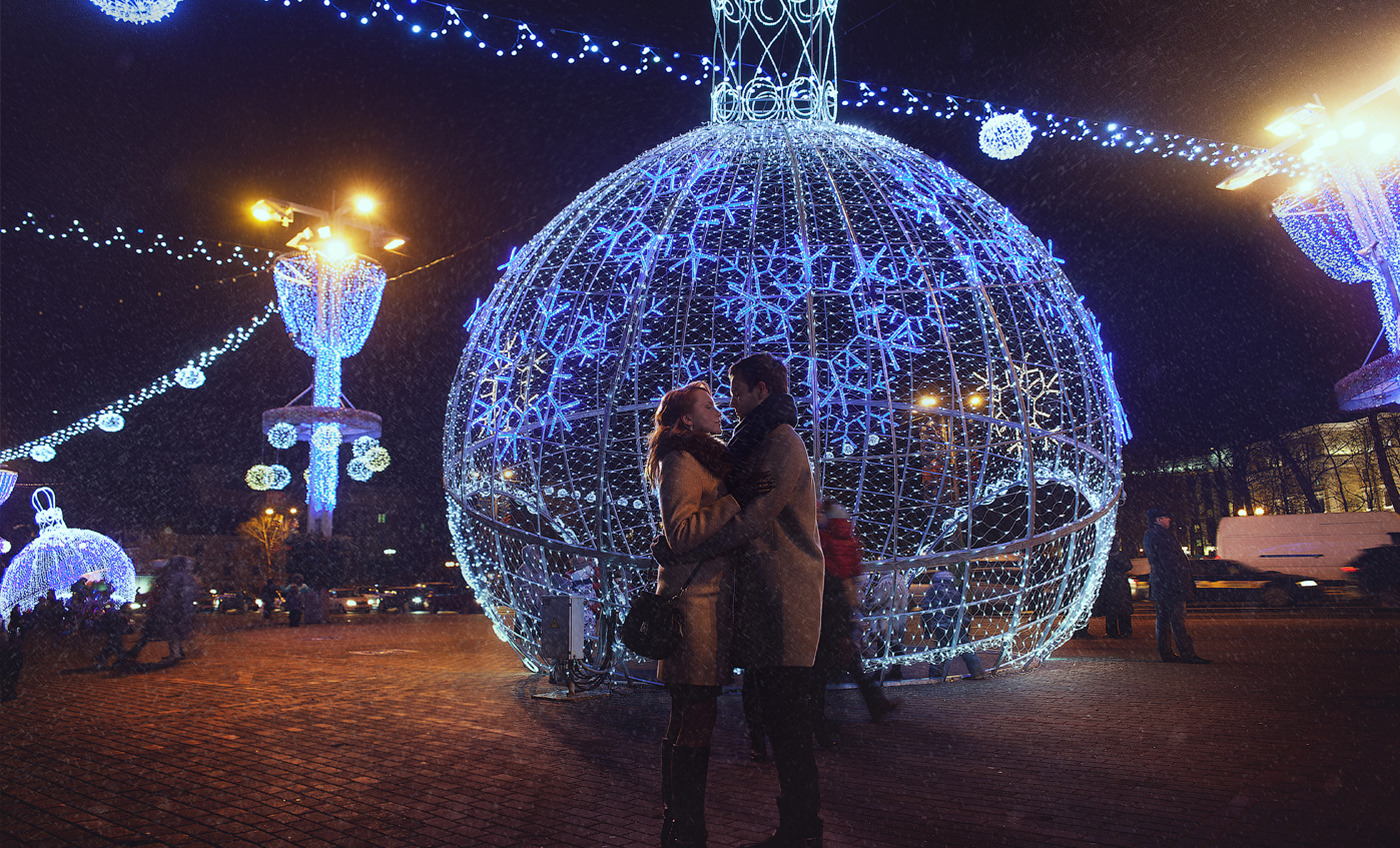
[539,595,585,659]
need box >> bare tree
[1364,412,1400,512]
[238,513,292,580]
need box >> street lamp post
[1217,74,1400,411]
[252,195,406,537]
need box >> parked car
[215,591,258,614]
[377,585,431,613]
[421,582,482,614]
[1185,559,1325,608]
[328,587,378,614]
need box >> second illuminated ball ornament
[445,1,1126,675]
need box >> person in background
[1142,508,1210,664]
[283,573,308,628]
[810,499,897,748]
[126,556,199,663]
[1100,539,1135,639]
[260,577,280,622]
[921,570,989,680]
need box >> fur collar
[657,430,732,480]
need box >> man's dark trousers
[751,665,820,829]
[1155,599,1193,659]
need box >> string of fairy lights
[0,300,281,465]
[228,0,1309,177]
[1,213,277,267]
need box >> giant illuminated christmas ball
[0,488,136,624]
[445,117,1127,674]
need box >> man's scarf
[726,392,799,475]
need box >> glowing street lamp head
[319,238,352,262]
[383,237,406,252]
[352,195,377,215]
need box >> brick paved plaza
[2,609,1398,847]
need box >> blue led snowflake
[444,118,1127,675]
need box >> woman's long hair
[644,381,713,487]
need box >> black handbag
[620,540,699,660]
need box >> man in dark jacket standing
[1142,508,1210,664]
[662,353,826,848]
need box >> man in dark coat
[1142,509,1210,664]
[660,353,826,848]
[1099,539,1135,639]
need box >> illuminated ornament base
[445,119,1126,675]
[980,113,1035,160]
[1274,158,1400,350]
[274,252,387,360]
[89,0,181,25]
[97,412,125,432]
[0,470,15,505]
[0,488,137,624]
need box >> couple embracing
[645,353,825,848]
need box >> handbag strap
[659,543,705,603]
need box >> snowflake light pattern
[979,113,1035,160]
[0,488,136,625]
[445,118,1126,676]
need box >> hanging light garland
[249,0,1307,178]
[0,302,280,464]
[2,214,276,267]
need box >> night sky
[1,0,1395,534]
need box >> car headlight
[346,600,357,607]
[412,596,424,604]
[1297,580,1318,587]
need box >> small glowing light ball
[353,435,379,458]
[267,464,292,490]
[312,423,341,452]
[365,447,391,473]
[89,0,182,25]
[30,445,56,463]
[268,422,298,450]
[175,365,206,389]
[0,489,137,625]
[347,457,373,482]
[97,412,126,432]
[446,119,1125,673]
[245,465,272,491]
[979,113,1035,160]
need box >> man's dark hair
[729,353,789,395]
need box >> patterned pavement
[2,608,1398,847]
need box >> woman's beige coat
[655,449,741,686]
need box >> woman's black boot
[669,745,711,847]
[660,740,675,846]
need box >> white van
[1214,512,1400,584]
